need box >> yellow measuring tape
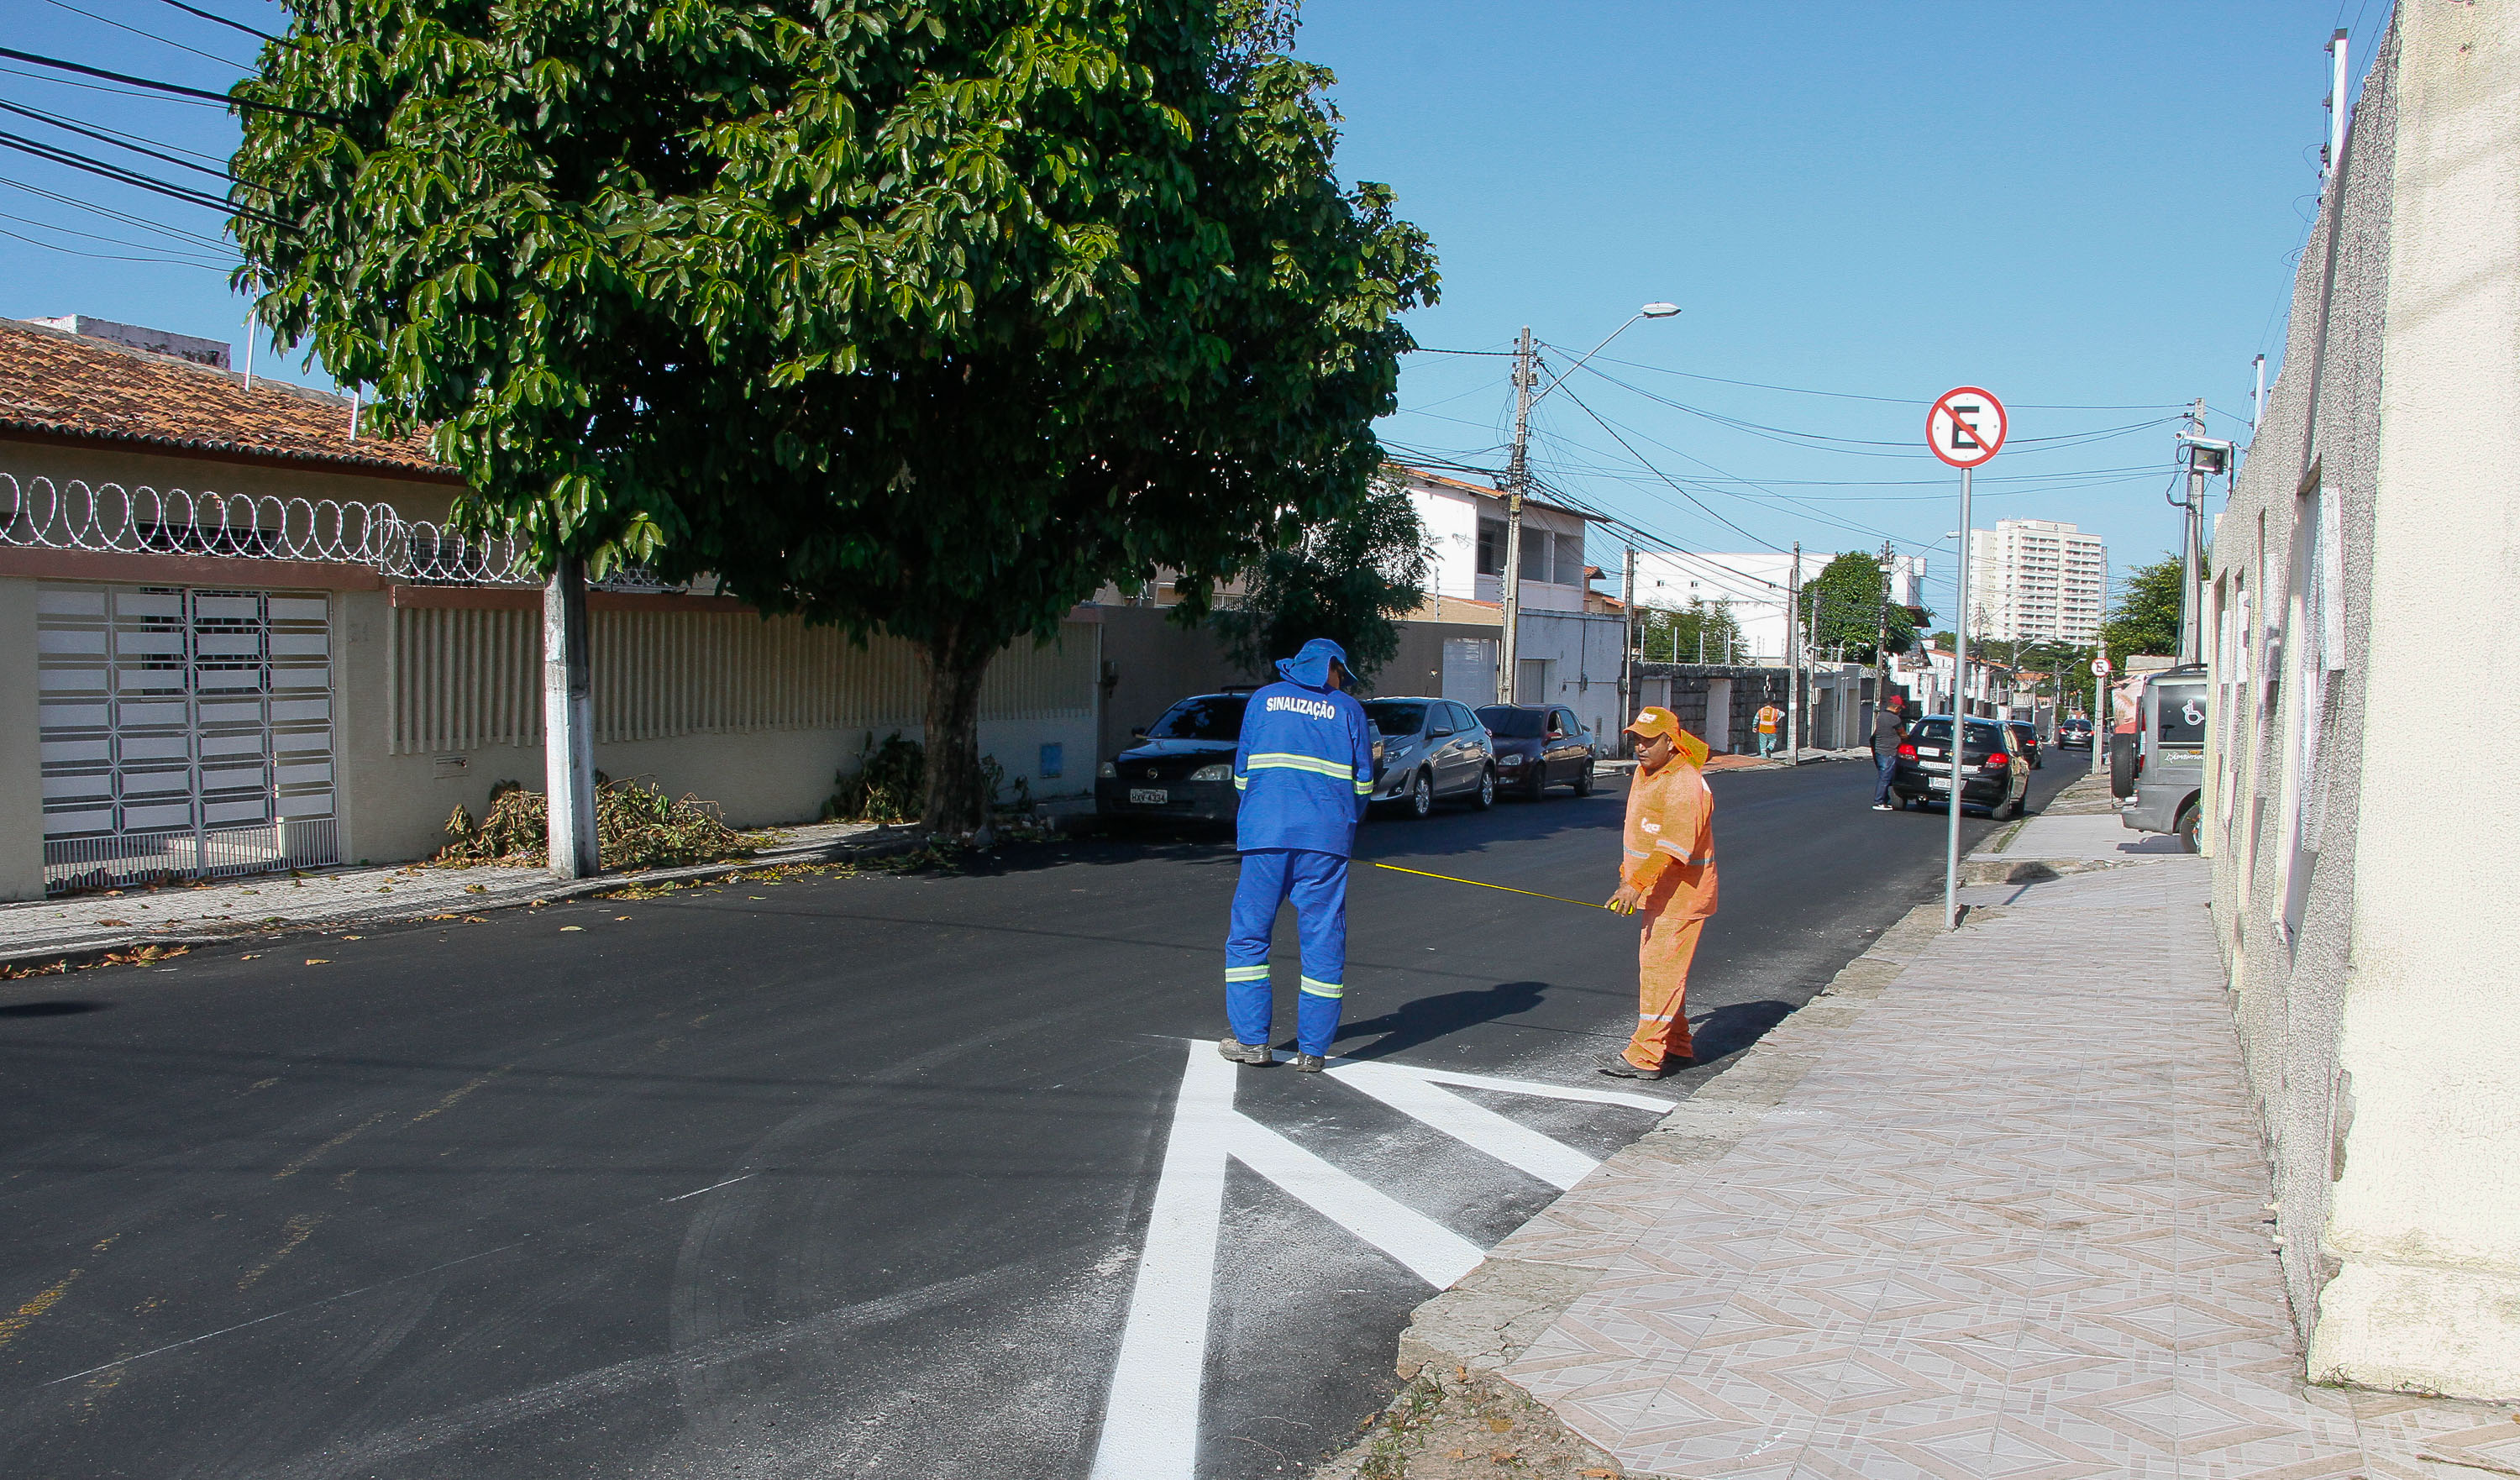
[1368,861,1611,911]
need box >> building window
[1477,519,1504,577]
[1520,527,1551,584]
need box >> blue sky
[0,0,2380,617]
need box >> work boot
[1599,1057,1679,1080]
[1217,1039,1273,1067]
[1291,1053,1328,1073]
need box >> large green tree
[1211,474,1427,685]
[1637,597,1746,665]
[1798,550,1919,664]
[231,0,1436,834]
[2100,551,2197,659]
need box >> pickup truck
[2112,664,2208,852]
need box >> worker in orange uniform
[1600,706,1716,1079]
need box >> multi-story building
[1966,519,2105,643]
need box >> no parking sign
[1927,387,2007,469]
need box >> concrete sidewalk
[0,818,916,968]
[1359,800,2514,1476]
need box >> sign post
[1927,387,2007,929]
[2090,651,2111,776]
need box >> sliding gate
[36,584,339,894]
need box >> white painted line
[1385,1062,1679,1114]
[1326,1061,1599,1191]
[1223,1116,1484,1288]
[1089,1042,1234,1480]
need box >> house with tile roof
[0,318,1099,900]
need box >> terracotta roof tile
[0,318,451,479]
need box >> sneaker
[1217,1039,1273,1067]
[1291,1053,1328,1073]
[1598,1058,1673,1080]
[1872,803,1893,811]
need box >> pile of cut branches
[437,778,751,871]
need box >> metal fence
[43,818,341,895]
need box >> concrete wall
[1631,664,1790,756]
[2208,4,2520,1401]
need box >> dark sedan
[1890,714,2028,818]
[2057,717,2094,750]
[1473,703,1599,799]
[2005,719,2044,770]
[1095,693,1249,824]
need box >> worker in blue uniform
[1221,637,1377,1072]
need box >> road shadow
[0,1000,112,1017]
[1688,999,1793,1063]
[1329,979,1551,1061]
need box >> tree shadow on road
[1329,979,1551,1061]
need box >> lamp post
[1502,303,1678,702]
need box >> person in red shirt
[1602,706,1717,1079]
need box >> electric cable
[0,46,339,121]
[40,0,253,70]
[1563,348,2193,412]
[0,129,288,226]
[0,221,228,266]
[0,206,235,262]
[155,0,281,45]
[0,100,234,180]
[0,169,237,248]
[0,97,230,165]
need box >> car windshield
[1474,706,1546,738]
[1908,719,2008,751]
[1364,700,1430,736]
[1146,695,1248,741]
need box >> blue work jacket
[1234,680,1375,855]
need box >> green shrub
[823,732,926,823]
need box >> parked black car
[1474,703,1599,799]
[2004,719,2044,770]
[1095,693,1250,824]
[1890,714,2028,818]
[1363,697,1495,818]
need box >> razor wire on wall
[0,473,673,591]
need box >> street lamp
[1504,302,1678,704]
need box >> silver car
[1363,697,1496,819]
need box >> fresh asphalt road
[0,753,2082,1479]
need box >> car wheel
[1469,765,1495,810]
[1524,766,1549,800]
[2176,800,2201,853]
[1572,761,1595,797]
[1406,769,1435,820]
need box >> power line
[0,100,233,180]
[0,45,337,121]
[1564,348,2193,412]
[154,0,281,45]
[40,0,253,70]
[0,220,228,267]
[0,207,234,261]
[0,61,229,107]
[0,129,287,226]
[1551,386,1792,554]
[0,169,240,249]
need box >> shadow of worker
[1330,979,1549,1062]
[1686,999,1793,1065]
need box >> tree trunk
[543,553,599,877]
[919,622,993,837]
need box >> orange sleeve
[1629,851,1671,890]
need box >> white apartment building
[1394,467,1594,615]
[1630,550,1928,666]
[1966,519,2106,643]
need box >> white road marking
[1326,1061,1599,1191]
[1089,1044,1235,1480]
[1093,1042,1664,1479]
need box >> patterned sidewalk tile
[1486,857,2506,1479]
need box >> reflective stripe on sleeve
[1299,977,1344,1000]
[1225,965,1272,983]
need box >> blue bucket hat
[1274,638,1351,690]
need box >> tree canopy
[2100,552,2196,659]
[1799,550,1920,664]
[1211,474,1427,685]
[1637,597,1746,665]
[231,0,1436,831]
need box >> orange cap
[1625,706,1711,767]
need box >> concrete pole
[543,554,599,878]
[2179,398,2206,665]
[1787,542,1802,759]
[1620,543,1637,715]
[1499,326,1533,705]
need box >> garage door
[37,585,339,893]
[1441,638,1496,707]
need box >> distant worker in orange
[1602,706,1717,1079]
[1754,701,1783,758]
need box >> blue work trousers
[1874,750,1899,805]
[1225,848,1349,1056]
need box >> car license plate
[1928,776,1951,790]
[1129,788,1168,805]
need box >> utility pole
[1786,543,1802,759]
[1499,325,1535,704]
[543,555,599,877]
[1620,543,1637,716]
[2250,354,2266,434]
[2324,28,2350,186]
[2173,397,2229,667]
[1874,540,1896,717]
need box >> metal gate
[36,584,339,893]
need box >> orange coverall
[1619,753,1718,1070]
